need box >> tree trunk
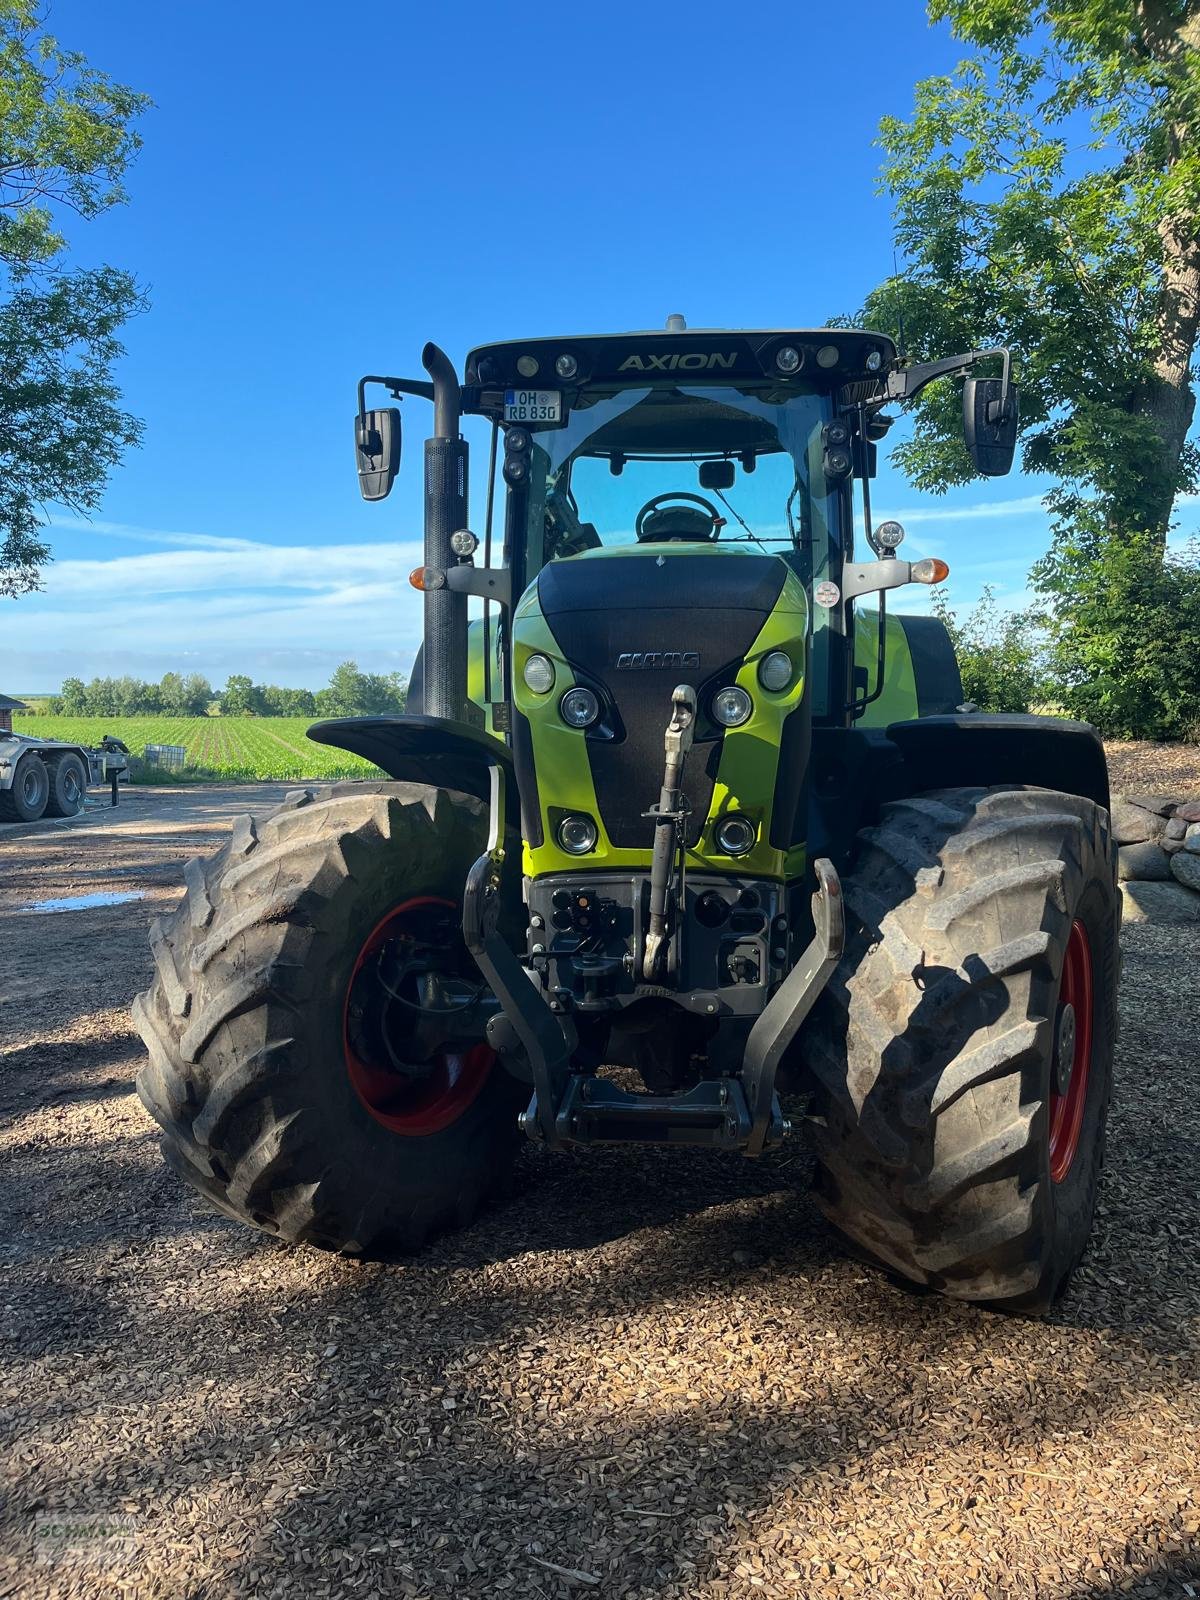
[1138,1,1200,548]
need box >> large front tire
[133,782,526,1253]
[805,786,1119,1313]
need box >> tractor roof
[465,327,896,392]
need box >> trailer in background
[0,696,129,823]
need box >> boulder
[1174,799,1200,824]
[1121,880,1200,924]
[1186,822,1200,854]
[1123,792,1180,818]
[1111,797,1166,844]
[1165,814,1189,841]
[1170,850,1200,892]
[1117,842,1172,881]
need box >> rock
[1170,851,1200,892]
[1174,799,1200,824]
[1163,835,1186,854]
[1186,822,1200,854]
[1121,880,1200,924]
[1124,792,1180,818]
[1165,815,1189,841]
[1117,842,1172,881]
[1111,797,1166,845]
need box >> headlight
[523,654,555,694]
[558,814,598,855]
[758,651,793,692]
[712,685,753,727]
[715,815,756,856]
[560,686,600,728]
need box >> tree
[860,0,1200,734]
[316,660,406,717]
[0,1,150,595]
[158,671,186,714]
[261,683,316,716]
[219,674,263,716]
[181,673,213,716]
[931,585,1048,711]
[60,675,86,712]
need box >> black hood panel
[538,554,787,849]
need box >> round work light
[712,686,753,727]
[523,654,555,694]
[560,687,600,728]
[715,815,756,856]
[558,814,598,855]
[758,651,793,692]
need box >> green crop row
[11,716,382,782]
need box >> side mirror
[698,459,735,490]
[963,378,1019,476]
[355,407,401,500]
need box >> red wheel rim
[343,895,495,1136]
[1049,918,1093,1183]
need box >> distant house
[0,694,28,735]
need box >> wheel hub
[343,896,496,1136]
[1053,1002,1076,1095]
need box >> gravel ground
[1,783,1199,1600]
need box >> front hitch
[642,684,697,982]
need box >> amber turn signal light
[409,566,445,591]
[911,558,950,584]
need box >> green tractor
[134,321,1118,1312]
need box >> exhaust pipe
[421,342,468,721]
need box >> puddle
[19,890,146,914]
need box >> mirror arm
[357,374,436,413]
[886,346,1011,413]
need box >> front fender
[307,715,517,813]
[886,713,1110,813]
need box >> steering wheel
[634,492,726,544]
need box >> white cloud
[35,540,424,601]
[875,493,1048,525]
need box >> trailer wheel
[0,754,49,822]
[132,782,527,1253]
[805,786,1119,1313]
[45,753,87,818]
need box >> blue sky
[4,0,1196,694]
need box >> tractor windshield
[514,383,842,711]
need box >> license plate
[504,388,562,423]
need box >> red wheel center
[1048,918,1093,1183]
[343,896,495,1136]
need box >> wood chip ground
[1,781,1197,1599]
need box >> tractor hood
[512,545,811,880]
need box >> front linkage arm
[740,857,845,1156]
[462,763,575,1148]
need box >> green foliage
[219,674,262,716]
[863,0,1200,739]
[0,0,150,595]
[863,0,1200,538]
[38,662,403,720]
[1033,530,1200,738]
[313,660,407,717]
[931,584,1049,711]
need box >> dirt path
[1,787,1198,1599]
